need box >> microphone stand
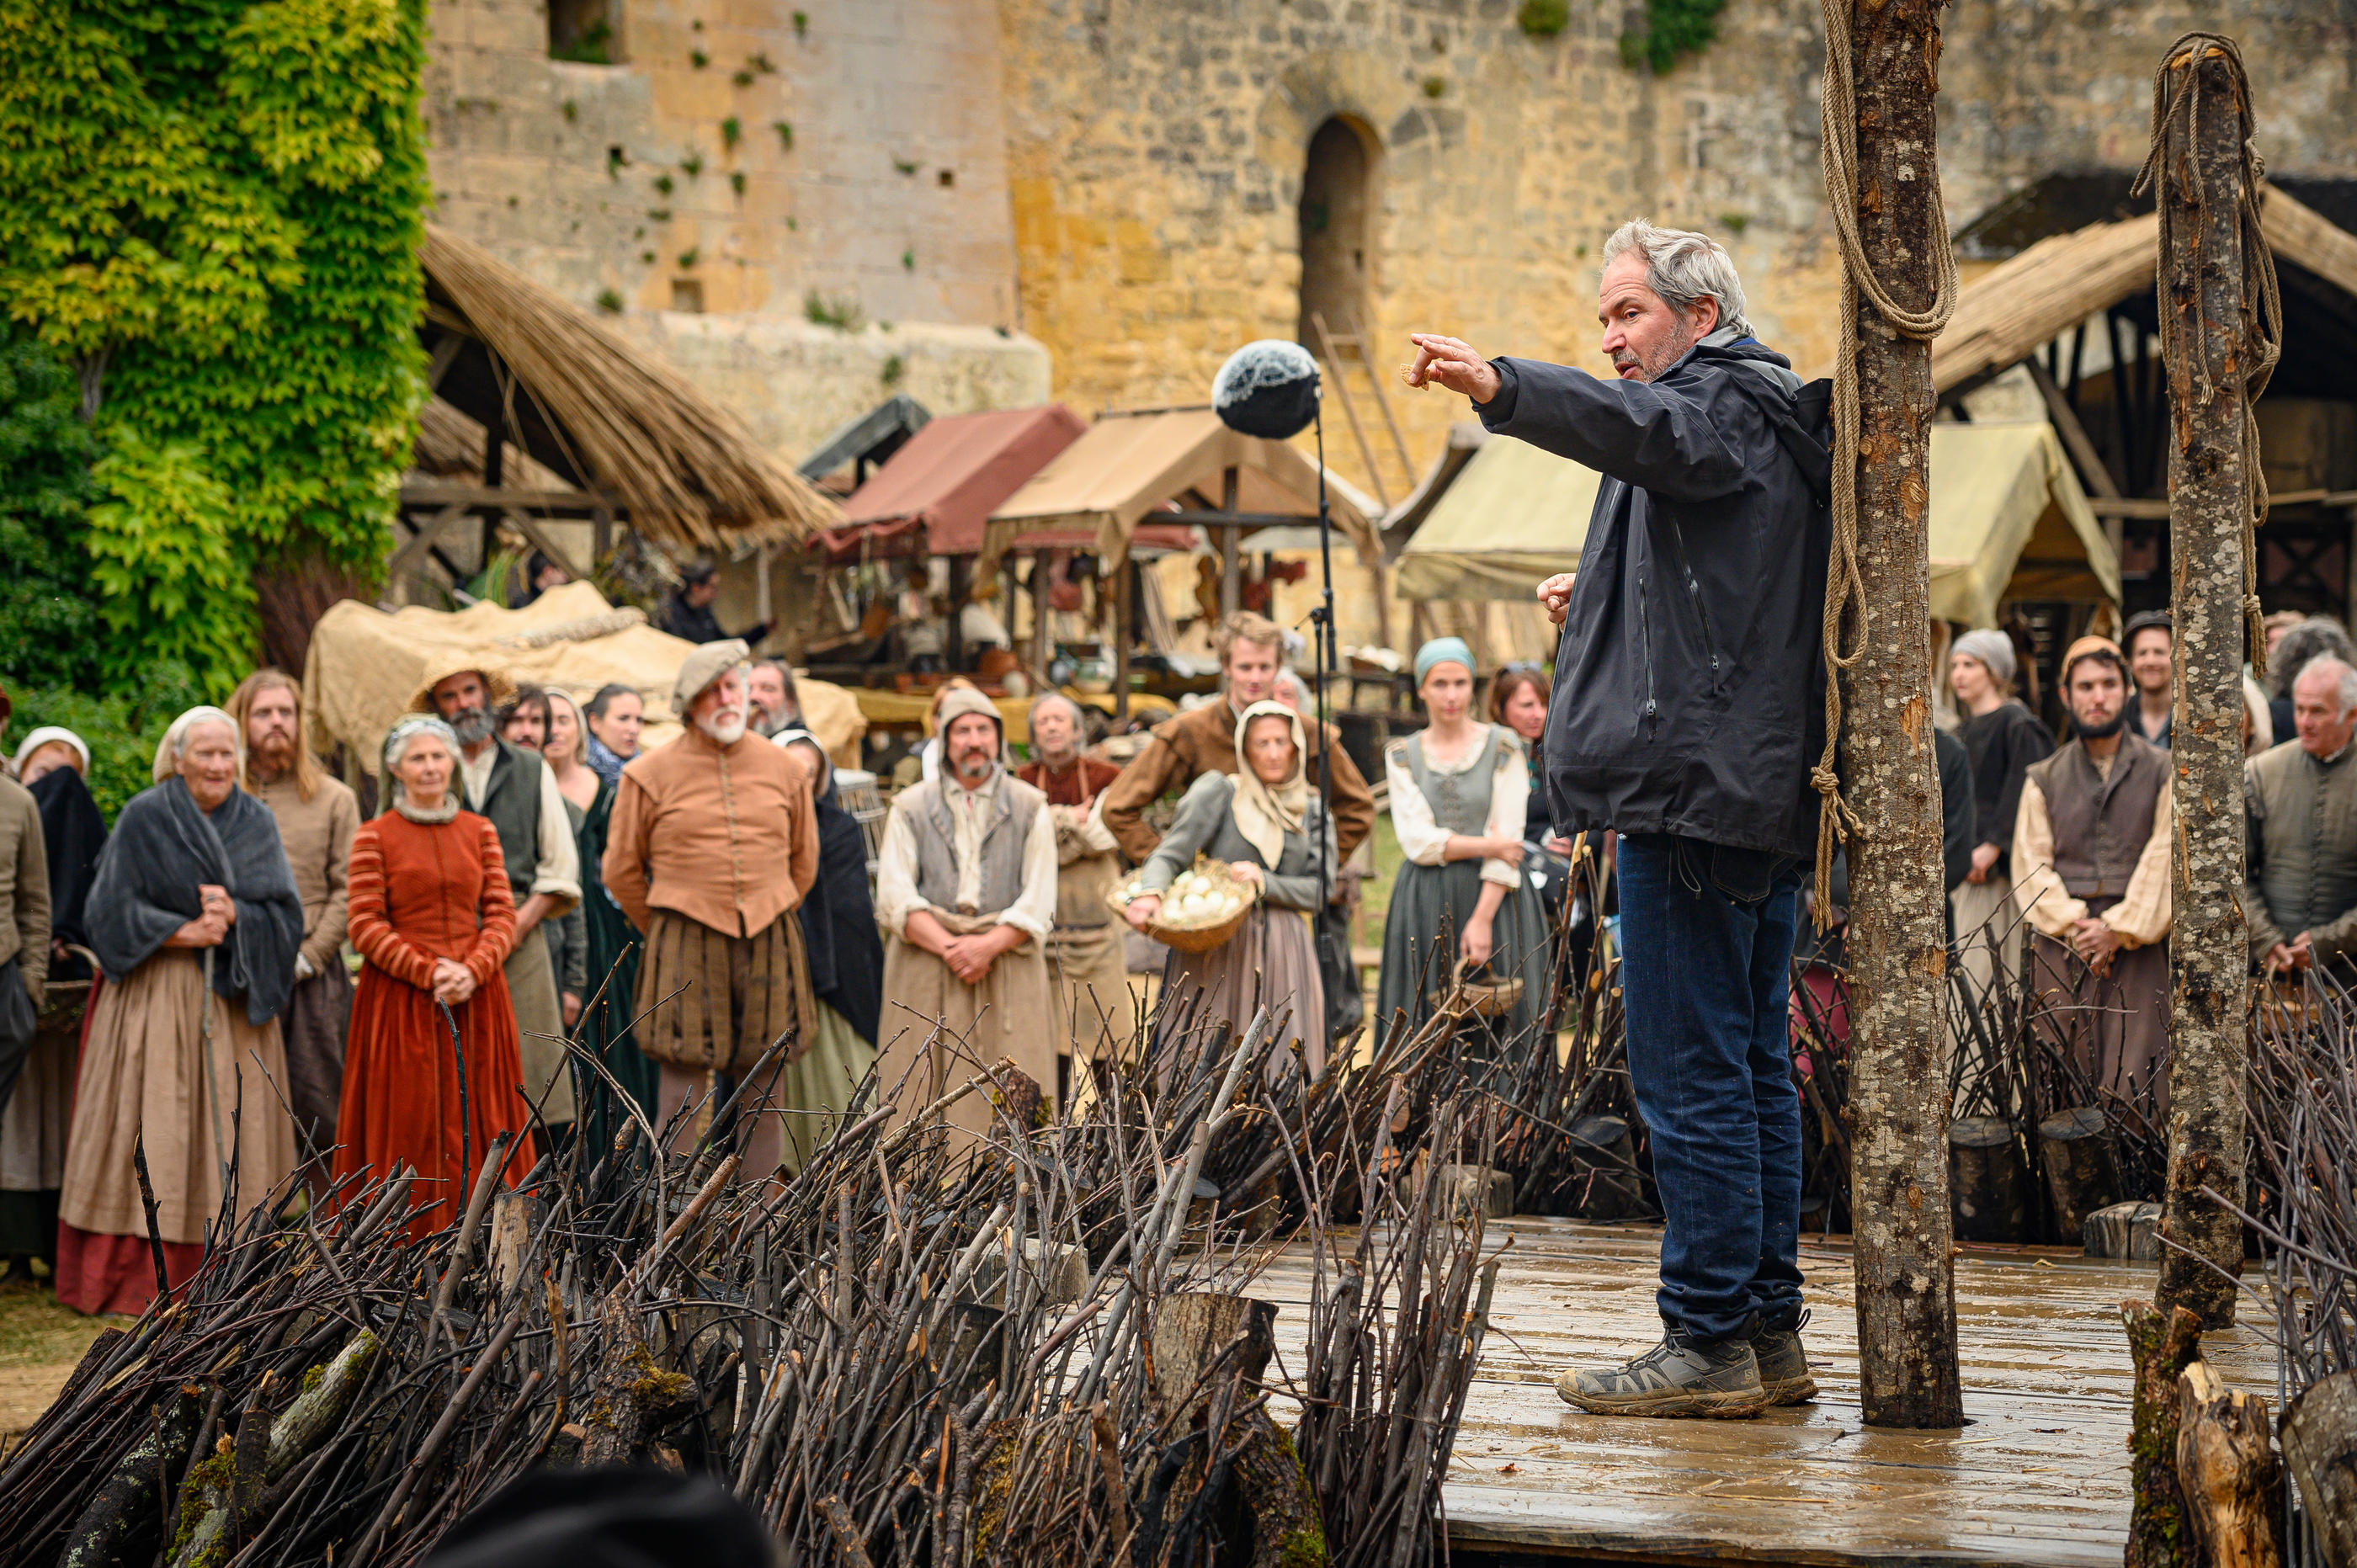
[1311,399,1336,974]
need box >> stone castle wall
[997,0,2354,496]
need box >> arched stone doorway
[1296,116,1379,351]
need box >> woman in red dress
[335,717,535,1236]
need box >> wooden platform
[1253,1219,2279,1567]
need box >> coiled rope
[1810,0,1961,915]
[2129,31,2281,681]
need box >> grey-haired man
[1410,219,1823,1419]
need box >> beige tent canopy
[1386,422,2111,630]
[1929,423,2116,626]
[305,582,865,773]
[1394,435,1600,602]
[978,407,1381,579]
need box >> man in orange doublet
[336,718,535,1236]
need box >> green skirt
[1373,858,1551,1040]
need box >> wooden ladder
[1309,309,1418,510]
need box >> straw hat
[406,656,519,716]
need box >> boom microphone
[1211,340,1322,439]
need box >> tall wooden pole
[2149,35,2271,1329]
[1823,0,1964,1427]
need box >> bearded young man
[1015,693,1136,1075]
[417,662,582,1145]
[2014,636,2173,1124]
[874,686,1060,1145]
[1408,220,1826,1419]
[604,642,826,1174]
[229,670,359,1181]
[1099,611,1375,868]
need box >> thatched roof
[411,396,567,489]
[1933,187,2357,393]
[418,225,838,548]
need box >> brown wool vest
[2024,735,2166,901]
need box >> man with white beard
[418,661,581,1149]
[874,685,1060,1145]
[604,640,822,1172]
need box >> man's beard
[1613,323,1705,384]
[952,750,996,784]
[2072,711,2126,740]
[751,710,790,739]
[697,710,748,745]
[450,706,494,746]
[250,733,296,779]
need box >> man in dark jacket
[659,561,773,646]
[1409,219,1826,1420]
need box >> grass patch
[0,1276,108,1369]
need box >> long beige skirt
[1950,874,2020,1002]
[878,917,1057,1143]
[1153,905,1327,1078]
[1048,921,1140,1065]
[60,951,297,1246]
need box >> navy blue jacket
[1478,335,1830,857]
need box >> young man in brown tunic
[230,670,359,1183]
[1099,611,1375,867]
[2013,635,2174,1121]
[604,641,821,1174]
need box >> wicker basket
[1107,858,1260,955]
[1429,965,1524,1018]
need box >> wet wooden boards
[1251,1218,2276,1567]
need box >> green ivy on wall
[1620,0,1729,73]
[0,0,430,697]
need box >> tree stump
[2088,1201,2164,1262]
[1151,1291,1276,1413]
[2124,1299,2205,1568]
[2175,1361,2284,1568]
[2280,1368,2357,1568]
[1948,1116,2030,1243]
[2040,1106,2121,1243]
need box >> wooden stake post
[1827,0,1965,1428]
[2150,35,2266,1330]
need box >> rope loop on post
[2131,32,2282,680]
[1811,0,1960,917]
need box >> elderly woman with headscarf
[335,718,535,1240]
[1375,639,1549,1042]
[56,708,305,1315]
[1949,627,2054,993]
[1124,700,1337,1072]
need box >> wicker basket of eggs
[1108,856,1259,954]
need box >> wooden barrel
[1567,1114,1643,1221]
[2036,1105,2120,1244]
[1947,1116,2030,1243]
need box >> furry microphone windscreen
[1211,340,1322,439]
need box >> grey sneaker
[1749,1313,1818,1406]
[1553,1331,1767,1419]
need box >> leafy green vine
[1620,0,1728,73]
[0,0,430,696]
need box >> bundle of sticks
[2,991,1505,1568]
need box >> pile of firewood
[1,994,1504,1568]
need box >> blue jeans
[1617,833,1806,1342]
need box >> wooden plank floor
[1251,1219,2280,1567]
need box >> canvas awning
[980,408,1379,577]
[1929,421,2117,626]
[816,405,1087,561]
[1391,423,2115,625]
[303,582,866,772]
[1394,436,1599,602]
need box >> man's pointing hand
[1405,334,1501,405]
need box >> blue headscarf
[1414,636,1476,684]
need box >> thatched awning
[1933,187,2357,393]
[417,225,838,549]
